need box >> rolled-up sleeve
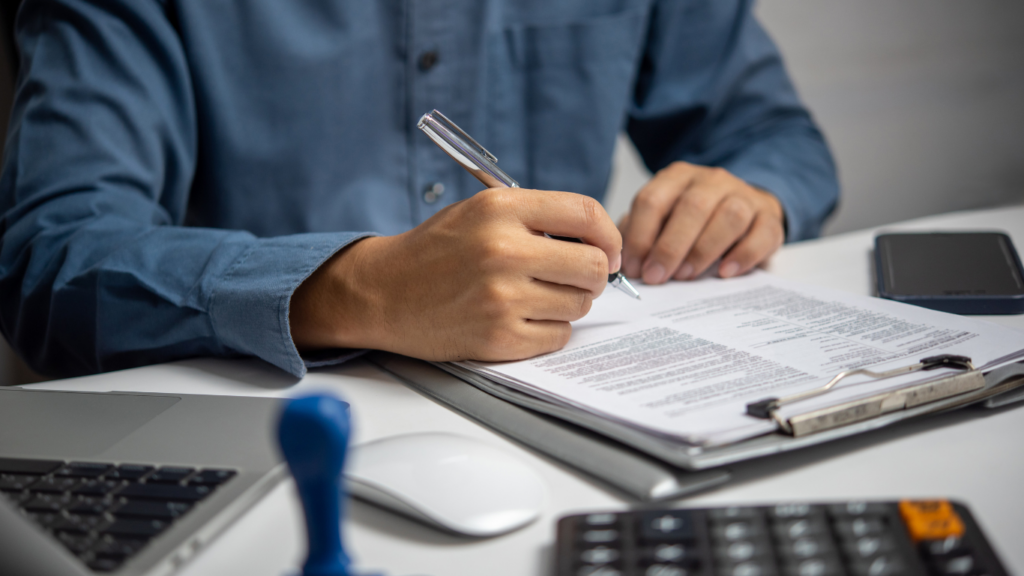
[0,0,365,378]
[627,0,839,241]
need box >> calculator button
[841,536,897,559]
[833,518,885,539]
[712,521,766,542]
[773,519,828,540]
[848,554,906,576]
[716,560,778,576]
[709,507,759,521]
[932,554,977,575]
[898,500,965,542]
[581,529,620,544]
[577,566,623,576]
[646,543,696,564]
[780,557,844,576]
[919,536,969,558]
[579,546,621,564]
[777,537,836,560]
[715,540,771,563]
[645,565,693,576]
[826,502,889,518]
[641,511,696,541]
[584,513,620,527]
[768,504,823,520]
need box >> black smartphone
[875,232,1024,314]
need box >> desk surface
[30,205,1024,576]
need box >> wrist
[289,236,388,353]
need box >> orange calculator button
[899,500,965,542]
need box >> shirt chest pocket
[483,8,649,198]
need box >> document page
[462,272,1024,446]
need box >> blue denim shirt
[0,0,838,378]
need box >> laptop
[0,387,288,576]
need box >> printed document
[461,272,1024,446]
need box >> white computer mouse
[344,432,546,537]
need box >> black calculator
[555,500,1007,576]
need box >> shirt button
[423,182,445,203]
[418,51,439,71]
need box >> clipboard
[368,352,1024,502]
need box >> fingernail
[719,261,739,278]
[610,252,622,274]
[678,263,694,280]
[642,262,667,285]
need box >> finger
[494,188,622,273]
[639,182,728,284]
[718,213,785,278]
[621,165,698,278]
[474,319,573,362]
[521,280,594,322]
[519,234,609,296]
[678,194,756,279]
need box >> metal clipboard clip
[746,354,986,436]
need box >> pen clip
[418,109,519,189]
[428,110,498,164]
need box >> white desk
[29,205,1024,576]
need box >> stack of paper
[459,272,1024,447]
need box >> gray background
[2,0,1023,383]
[605,0,1024,233]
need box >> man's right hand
[289,188,623,362]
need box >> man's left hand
[619,162,785,284]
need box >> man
[0,0,837,378]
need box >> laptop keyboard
[0,457,235,573]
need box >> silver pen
[418,109,641,300]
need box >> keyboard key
[55,462,113,478]
[67,497,114,516]
[23,494,69,512]
[102,518,169,538]
[29,476,80,493]
[27,511,63,529]
[0,457,63,475]
[92,534,148,558]
[115,499,192,519]
[189,469,236,486]
[641,511,697,541]
[583,513,619,527]
[147,466,195,484]
[106,464,154,481]
[73,479,123,496]
[119,483,211,501]
[0,473,40,491]
[87,557,123,573]
[56,532,96,554]
[51,514,108,534]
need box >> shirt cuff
[207,232,374,378]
